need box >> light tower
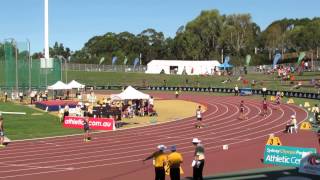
[44,0,49,60]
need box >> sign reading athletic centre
[264,145,317,167]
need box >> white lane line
[0,102,286,167]
[0,97,306,177]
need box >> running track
[0,94,318,180]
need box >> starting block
[300,122,312,130]
[304,102,310,108]
[270,96,276,102]
[287,98,294,104]
[266,135,282,146]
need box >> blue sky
[1,0,319,53]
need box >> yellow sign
[266,136,282,146]
[304,102,310,108]
[287,98,294,104]
[270,96,276,102]
[300,122,312,130]
[165,164,184,175]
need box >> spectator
[175,91,179,98]
[4,91,7,102]
[19,91,23,102]
[234,85,239,96]
[262,87,267,98]
[312,104,320,124]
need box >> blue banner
[272,53,282,68]
[224,56,230,64]
[133,57,139,68]
[264,145,316,167]
[112,56,118,65]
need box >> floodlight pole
[27,39,31,92]
[44,0,49,60]
[14,40,18,94]
[44,0,49,88]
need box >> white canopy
[111,86,150,100]
[145,60,221,75]
[68,80,85,89]
[47,81,71,90]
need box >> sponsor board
[264,145,316,167]
[299,153,320,176]
[64,116,115,130]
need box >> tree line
[1,9,320,66]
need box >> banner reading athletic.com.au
[64,116,115,130]
[264,145,316,167]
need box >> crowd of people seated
[60,96,158,128]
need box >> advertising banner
[64,116,115,130]
[264,145,316,167]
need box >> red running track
[0,94,318,180]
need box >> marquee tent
[68,80,85,89]
[145,60,220,75]
[47,81,71,90]
[110,86,150,100]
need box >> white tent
[145,60,221,75]
[68,80,85,89]
[47,81,71,90]
[110,86,150,100]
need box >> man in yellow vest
[143,145,167,180]
[167,145,183,180]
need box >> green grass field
[0,102,82,140]
[65,71,320,93]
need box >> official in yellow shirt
[143,145,167,180]
[167,145,183,180]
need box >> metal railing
[62,63,147,73]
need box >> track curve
[0,94,310,180]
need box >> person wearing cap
[234,85,239,96]
[0,113,5,148]
[167,145,183,180]
[192,138,205,180]
[143,145,167,180]
[285,115,297,133]
[175,91,179,99]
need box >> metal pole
[65,58,68,83]
[311,50,314,72]
[60,58,63,81]
[27,39,31,92]
[221,49,224,64]
[14,40,18,94]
